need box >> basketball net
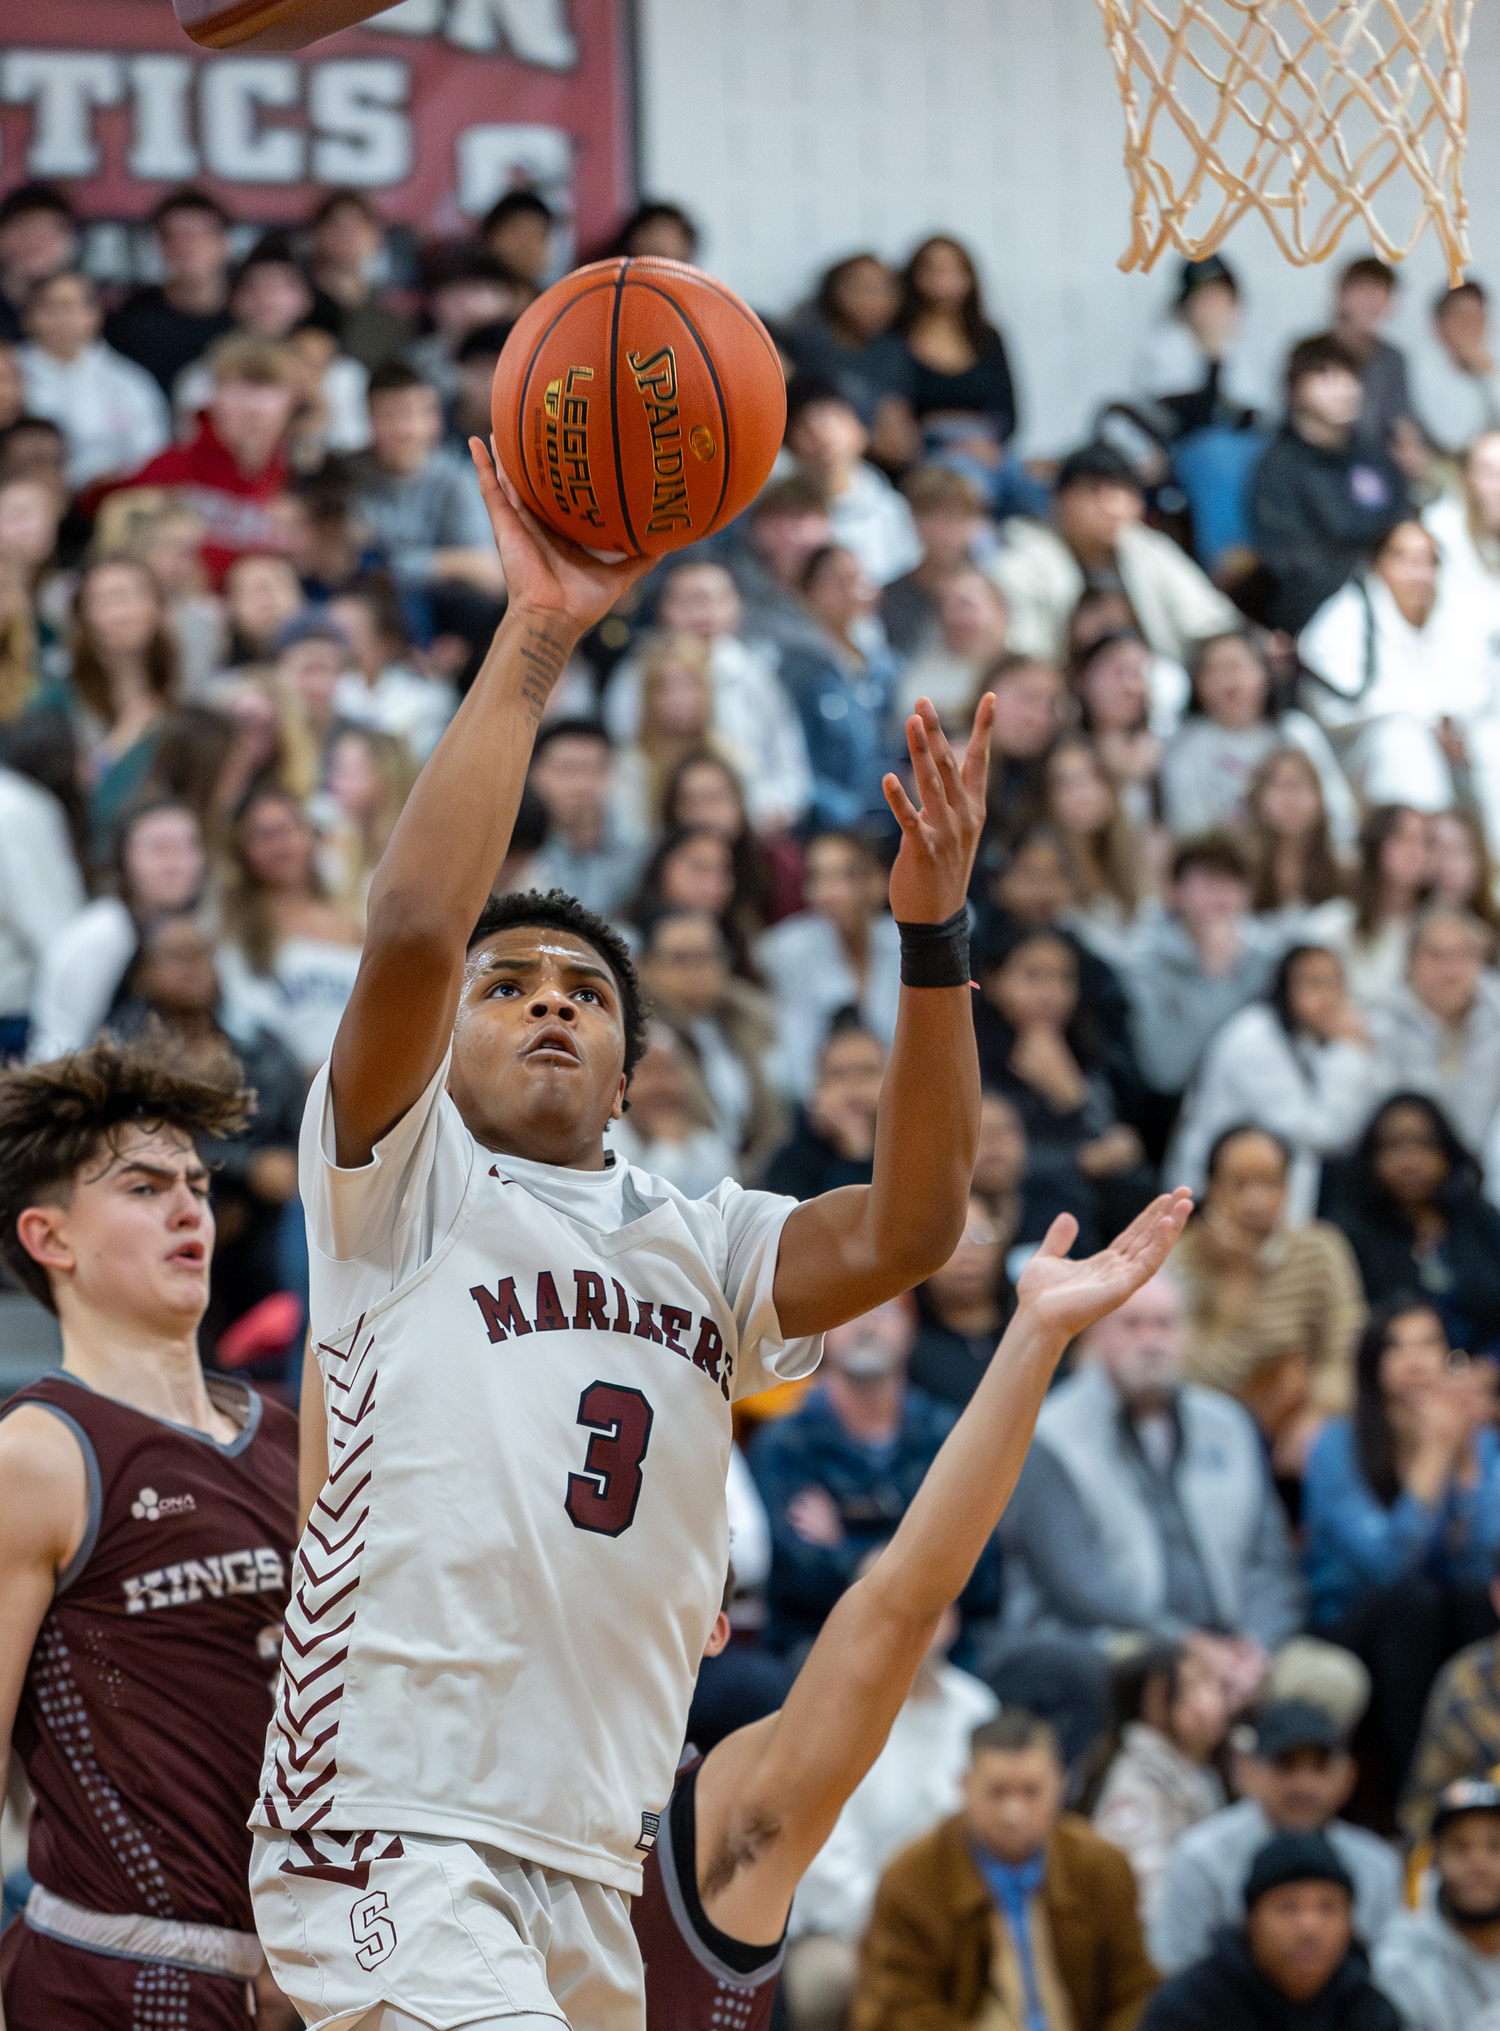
[1095,0,1475,281]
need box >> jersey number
[350,1889,397,1970]
[566,1382,654,1537]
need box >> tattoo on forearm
[517,625,568,721]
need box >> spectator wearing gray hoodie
[1369,907,1500,1173]
[1375,1779,1500,2031]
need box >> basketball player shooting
[635,1188,1193,2029]
[247,442,996,2031]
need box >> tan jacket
[851,1812,1157,2031]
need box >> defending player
[0,1036,298,2031]
[633,1190,1194,2027]
[248,445,995,2031]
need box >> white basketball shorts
[249,1828,644,2031]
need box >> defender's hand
[470,437,653,635]
[884,694,994,925]
[1015,1188,1193,1342]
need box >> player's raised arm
[771,695,995,1335]
[694,1188,1193,1947]
[327,444,653,1166]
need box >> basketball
[490,257,787,558]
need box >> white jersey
[252,1054,819,1893]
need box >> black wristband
[897,908,971,989]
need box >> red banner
[0,0,635,257]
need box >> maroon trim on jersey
[279,1826,405,1888]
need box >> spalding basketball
[490,257,787,558]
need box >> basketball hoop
[1095,0,1476,282]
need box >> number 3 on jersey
[566,1382,655,1537]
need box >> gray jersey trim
[656,1778,785,1993]
[0,1398,103,1594]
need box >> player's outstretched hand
[470,436,653,633]
[1014,1188,1193,1343]
[883,693,994,924]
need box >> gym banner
[0,0,634,261]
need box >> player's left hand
[883,693,994,924]
[1015,1188,1193,1342]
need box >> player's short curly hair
[0,1032,250,1314]
[467,889,648,1080]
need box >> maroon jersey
[634,1758,784,2031]
[1,1370,296,1929]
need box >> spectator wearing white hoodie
[18,269,168,489]
[781,376,921,587]
[1374,1778,1500,2031]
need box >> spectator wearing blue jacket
[749,1294,999,1660]
[1303,1297,1500,1801]
[778,543,902,833]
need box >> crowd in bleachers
[15,167,1500,2028]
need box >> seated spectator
[968,1086,1078,1268]
[1088,1641,1229,1927]
[481,190,554,289]
[1125,833,1279,1108]
[0,182,77,345]
[1332,256,1421,467]
[781,252,914,463]
[306,188,412,377]
[1376,1778,1500,2031]
[909,1194,1017,1409]
[223,551,304,667]
[605,556,812,832]
[1321,1096,1500,1352]
[661,748,803,926]
[604,199,700,263]
[1301,521,1480,812]
[604,1018,736,1196]
[637,905,784,1177]
[1369,908,1500,1169]
[784,1591,997,2031]
[609,631,744,837]
[1424,437,1500,798]
[761,1013,885,1202]
[780,543,900,832]
[1313,803,1433,1006]
[271,609,349,766]
[1244,746,1352,939]
[1144,1830,1399,2031]
[215,784,364,1076]
[973,654,1068,862]
[406,244,524,403]
[0,474,63,659]
[28,795,206,1061]
[0,547,38,725]
[1150,1701,1402,1976]
[319,723,418,919]
[446,317,513,454]
[1044,733,1152,956]
[107,910,305,1358]
[1414,280,1500,460]
[990,441,1241,665]
[751,1291,997,1657]
[1134,253,1271,571]
[1161,630,1356,844]
[1001,1271,1306,1693]
[1303,1299,1500,1793]
[629,824,759,973]
[119,333,300,587]
[974,922,1151,1248]
[0,732,86,1059]
[892,235,1044,520]
[327,572,456,761]
[105,188,236,400]
[526,717,647,920]
[105,497,225,696]
[1062,587,1187,738]
[756,828,900,1098]
[894,563,1009,728]
[1249,333,1409,636]
[18,269,169,489]
[1169,1125,1366,1476]
[346,361,505,605]
[880,464,991,654]
[725,473,835,656]
[1429,808,1500,939]
[1071,629,1165,829]
[1401,1575,1500,1846]
[852,1709,1156,2031]
[64,554,183,850]
[783,376,920,585]
[148,681,314,831]
[1168,947,1381,1223]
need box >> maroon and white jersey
[1,1370,296,1929]
[633,1759,783,2031]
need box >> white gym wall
[634,0,1500,454]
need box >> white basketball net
[1095,0,1475,280]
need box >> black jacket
[1250,426,1409,634]
[760,1112,873,1201]
[1142,1927,1399,2031]
[1320,1166,1500,1356]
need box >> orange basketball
[490,257,787,558]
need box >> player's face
[450,926,629,1167]
[21,1125,213,1334]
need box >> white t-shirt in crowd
[254,1052,820,1893]
[215,936,363,1078]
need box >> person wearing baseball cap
[1375,1779,1500,2030]
[1142,1829,1398,2028]
[1151,1699,1402,1975]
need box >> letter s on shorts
[351,1889,397,1970]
